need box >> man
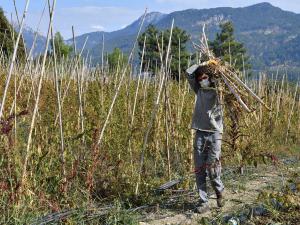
[186,63,224,213]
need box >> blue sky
[1,0,300,39]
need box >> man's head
[195,66,212,88]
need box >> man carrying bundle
[186,63,225,213]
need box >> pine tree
[138,25,160,75]
[163,27,190,80]
[51,32,72,60]
[138,25,190,80]
[209,21,251,72]
[107,48,128,71]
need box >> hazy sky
[1,0,299,39]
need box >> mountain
[124,12,167,34]
[156,2,300,69]
[65,12,167,57]
[22,26,47,57]
[19,3,300,75]
[64,2,300,73]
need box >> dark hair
[194,65,209,78]
[195,66,216,87]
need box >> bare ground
[139,159,300,225]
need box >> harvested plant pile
[193,33,270,113]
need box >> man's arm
[186,73,200,94]
[186,64,200,94]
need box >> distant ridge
[23,3,300,73]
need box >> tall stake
[0,0,30,119]
[127,36,147,174]
[72,27,86,145]
[135,19,174,195]
[87,9,148,192]
[49,0,66,192]
[101,33,105,73]
[19,0,56,196]
[285,83,298,143]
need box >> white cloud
[51,6,143,38]
[155,0,210,5]
[0,5,141,38]
[7,5,142,38]
[91,25,105,30]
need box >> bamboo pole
[164,70,171,180]
[127,36,147,173]
[275,74,285,124]
[54,36,89,126]
[220,72,251,112]
[86,9,148,191]
[101,33,105,73]
[285,83,298,143]
[19,0,56,195]
[72,27,85,142]
[13,0,28,58]
[49,0,66,191]
[226,69,271,111]
[95,10,147,147]
[0,0,31,119]
[155,28,172,179]
[135,19,174,195]
[11,0,27,145]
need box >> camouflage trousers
[194,130,224,203]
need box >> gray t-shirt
[186,73,223,133]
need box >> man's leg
[194,130,209,204]
[207,132,224,202]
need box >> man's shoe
[194,202,210,214]
[217,194,225,208]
